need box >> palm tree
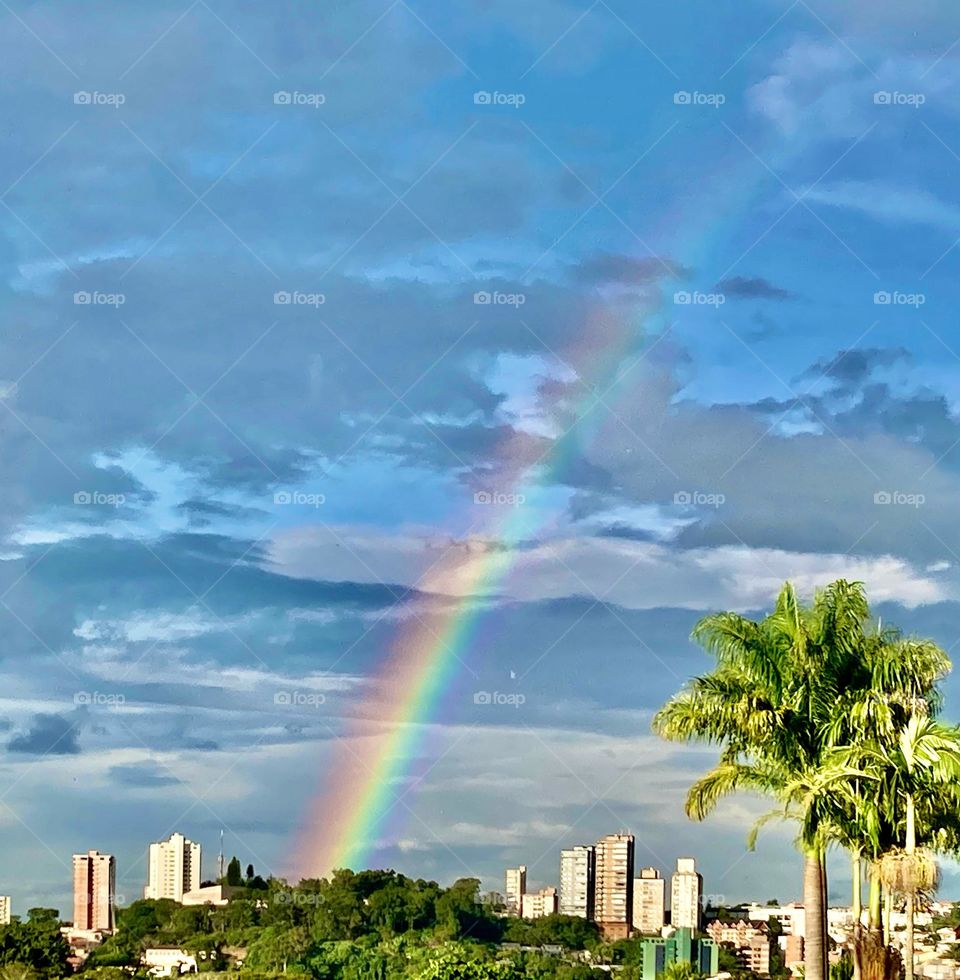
[655,580,871,980]
[853,716,960,980]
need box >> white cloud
[268,523,949,611]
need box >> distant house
[142,948,198,977]
[181,884,242,907]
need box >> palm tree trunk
[905,793,916,980]
[804,849,826,980]
[821,848,830,980]
[883,886,892,947]
[852,853,862,980]
[852,852,862,923]
[868,863,881,931]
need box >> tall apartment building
[671,857,702,930]
[504,866,526,916]
[633,867,666,934]
[144,832,201,902]
[594,833,634,940]
[559,845,595,919]
[521,887,558,919]
[72,850,116,931]
[0,896,10,926]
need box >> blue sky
[2,0,960,916]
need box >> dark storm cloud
[110,762,182,787]
[573,252,690,286]
[716,275,795,301]
[8,713,81,755]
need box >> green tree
[226,856,243,887]
[654,580,893,980]
[415,945,521,980]
[660,963,704,980]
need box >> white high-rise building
[633,867,665,934]
[144,832,201,902]
[671,857,702,930]
[73,850,116,932]
[504,866,526,916]
[559,845,595,918]
[0,896,10,926]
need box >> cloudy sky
[2,0,960,917]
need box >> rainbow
[290,123,784,876]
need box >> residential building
[0,896,9,926]
[594,833,634,940]
[670,857,701,930]
[559,846,595,919]
[521,887,558,919]
[633,867,665,934]
[639,928,719,980]
[72,850,116,931]
[182,884,242,907]
[142,948,198,977]
[783,934,804,975]
[505,867,526,917]
[747,902,806,938]
[707,920,773,975]
[144,832,201,902]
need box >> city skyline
[3,0,960,920]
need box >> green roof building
[639,928,719,980]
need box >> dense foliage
[3,873,609,980]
